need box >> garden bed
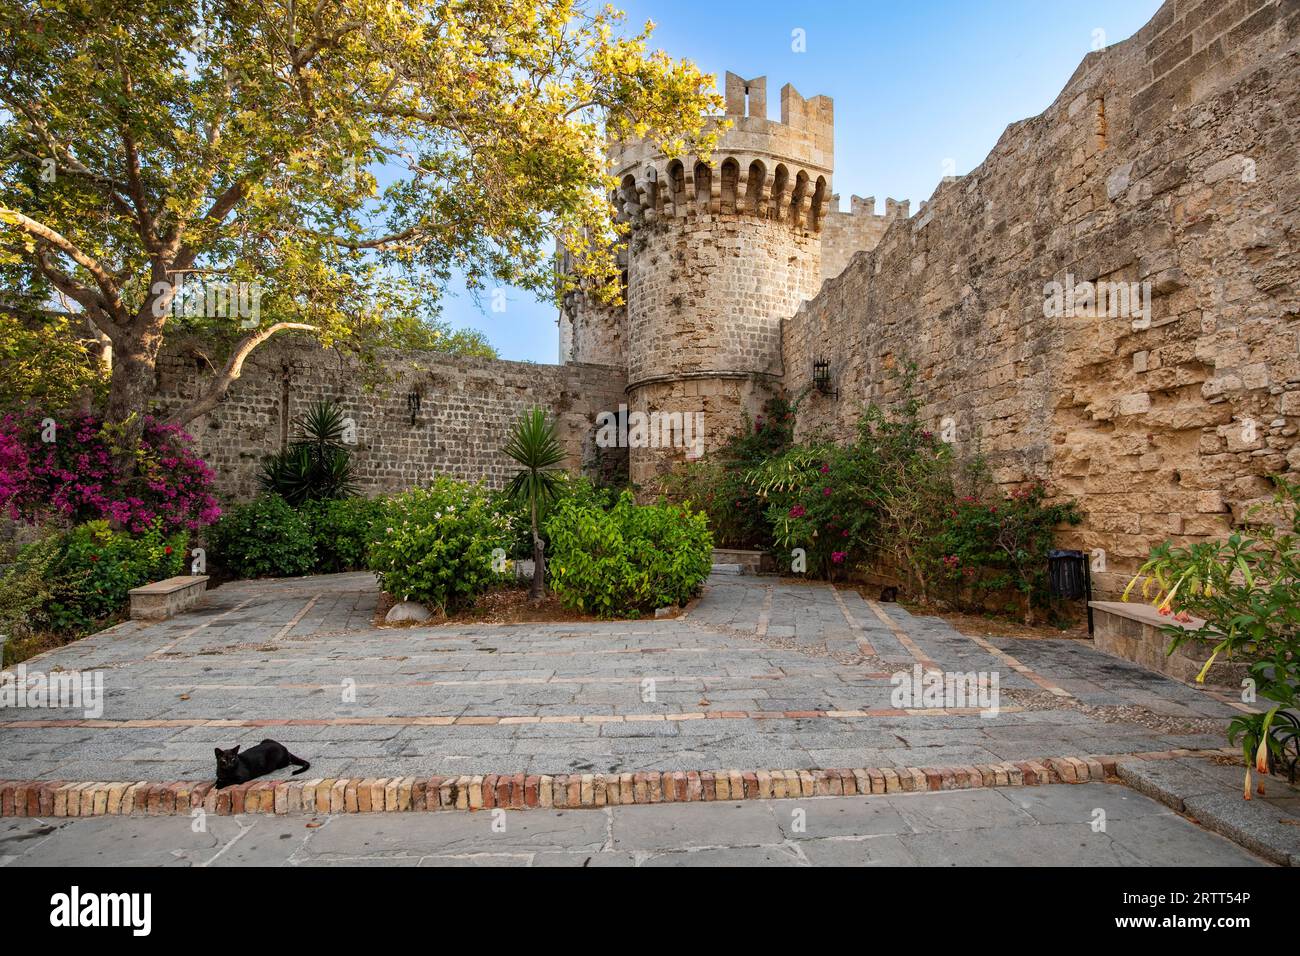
[373,585,688,627]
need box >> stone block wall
[782,0,1300,597]
[153,337,628,503]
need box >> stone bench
[1089,600,1248,686]
[129,575,209,621]
[711,549,765,574]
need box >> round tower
[611,73,835,486]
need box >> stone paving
[0,783,1266,866]
[0,572,1239,784]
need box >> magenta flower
[831,551,846,563]
[789,504,806,518]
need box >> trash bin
[1048,549,1093,634]
[1047,549,1087,599]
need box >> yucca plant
[503,408,565,601]
[258,400,358,506]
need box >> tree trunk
[529,495,546,602]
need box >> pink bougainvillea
[0,411,220,533]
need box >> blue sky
[442,0,1163,364]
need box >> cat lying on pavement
[214,740,310,788]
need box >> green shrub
[367,477,513,613]
[0,521,187,645]
[209,495,316,579]
[258,400,358,505]
[302,496,384,572]
[934,481,1083,621]
[1126,476,1300,791]
[545,491,712,618]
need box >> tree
[504,407,564,601]
[0,0,722,449]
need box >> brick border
[0,748,1236,818]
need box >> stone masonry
[780,0,1300,596]
[561,0,1299,597]
[155,337,627,501]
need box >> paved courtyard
[0,784,1266,867]
[1,571,1238,783]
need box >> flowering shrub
[933,482,1083,621]
[367,478,514,613]
[658,397,793,549]
[1126,477,1300,793]
[545,491,712,618]
[209,495,316,579]
[0,410,220,533]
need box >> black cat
[879,586,899,603]
[214,740,310,788]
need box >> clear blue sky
[441,0,1163,364]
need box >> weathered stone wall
[153,337,628,502]
[783,0,1300,597]
[819,195,906,284]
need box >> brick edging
[0,748,1235,818]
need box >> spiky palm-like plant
[504,408,565,601]
[258,400,358,506]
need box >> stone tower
[562,72,899,486]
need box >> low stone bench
[711,549,765,574]
[1089,600,1247,686]
[129,575,209,621]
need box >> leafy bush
[367,477,514,613]
[545,491,712,618]
[0,520,187,647]
[258,400,358,505]
[493,473,617,559]
[934,481,1083,621]
[208,495,316,579]
[302,496,384,573]
[1126,476,1300,793]
[659,396,792,549]
[0,410,220,533]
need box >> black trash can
[1047,549,1093,634]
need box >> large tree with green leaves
[0,0,721,443]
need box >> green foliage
[258,400,358,506]
[301,496,385,573]
[0,521,187,647]
[659,396,793,548]
[367,477,513,613]
[1126,477,1300,789]
[934,482,1083,619]
[503,407,566,598]
[0,313,106,415]
[493,473,617,559]
[209,495,316,579]
[545,491,712,618]
[0,0,723,428]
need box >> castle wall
[783,0,1300,597]
[153,338,628,502]
[818,195,905,284]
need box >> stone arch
[667,159,686,215]
[693,160,712,214]
[618,174,638,221]
[745,159,766,217]
[790,170,809,229]
[720,158,740,214]
[810,175,827,231]
[769,163,789,221]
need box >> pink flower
[789,505,806,518]
[831,551,846,563]
[822,487,832,496]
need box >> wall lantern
[812,357,838,399]
[407,390,422,426]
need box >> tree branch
[167,321,316,425]
[1,206,128,321]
